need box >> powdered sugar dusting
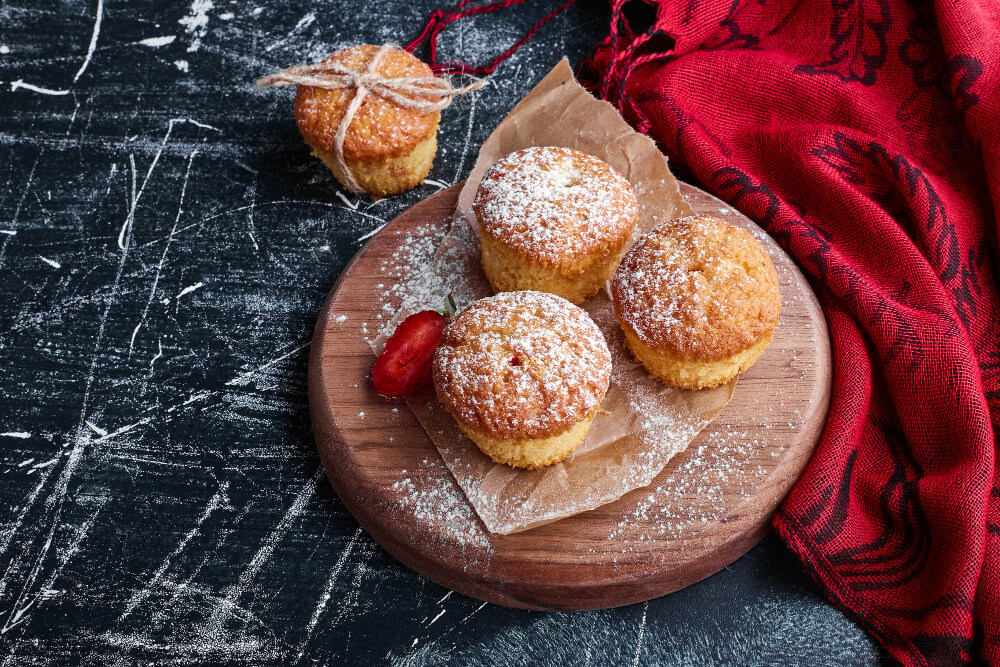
[369,220,483,353]
[372,217,732,533]
[474,146,637,265]
[612,214,780,356]
[390,458,489,552]
[434,291,611,437]
[596,423,782,566]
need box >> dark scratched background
[0,1,882,663]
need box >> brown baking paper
[373,59,734,534]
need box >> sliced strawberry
[372,310,448,398]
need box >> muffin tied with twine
[258,44,485,199]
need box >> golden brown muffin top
[433,291,611,439]
[611,215,781,362]
[293,44,440,160]
[473,147,638,271]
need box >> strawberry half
[372,310,448,398]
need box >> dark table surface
[0,1,884,664]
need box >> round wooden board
[309,183,831,611]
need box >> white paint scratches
[423,179,450,190]
[427,609,446,626]
[451,88,478,184]
[0,115,152,631]
[4,499,107,635]
[0,230,17,236]
[104,163,117,196]
[181,118,220,131]
[38,588,60,601]
[138,35,177,47]
[38,256,61,269]
[119,482,230,620]
[17,459,34,468]
[72,0,104,82]
[179,0,214,52]
[293,12,316,29]
[459,601,488,624]
[0,232,14,272]
[117,118,216,252]
[130,150,198,353]
[67,340,308,451]
[335,191,360,210]
[175,281,205,306]
[264,12,316,52]
[0,468,55,564]
[0,145,141,621]
[357,221,389,242]
[89,417,152,444]
[3,600,36,634]
[246,179,259,251]
[119,154,137,250]
[9,80,69,96]
[296,527,363,660]
[201,471,321,637]
[225,342,310,387]
[2,505,57,633]
[150,338,163,371]
[1,432,30,439]
[30,458,58,470]
[631,601,649,667]
[120,145,161,248]
[182,391,210,406]
[84,421,107,437]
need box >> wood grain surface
[309,182,832,611]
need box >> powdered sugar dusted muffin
[473,146,638,304]
[432,290,611,469]
[293,44,440,198]
[611,215,780,390]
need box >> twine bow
[257,44,487,195]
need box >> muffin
[473,146,638,304]
[293,44,439,198]
[432,290,611,469]
[611,215,780,390]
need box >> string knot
[257,44,487,195]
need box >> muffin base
[479,232,626,304]
[621,321,774,390]
[311,129,438,199]
[456,413,596,470]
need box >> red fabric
[409,1,1000,663]
[581,0,1000,664]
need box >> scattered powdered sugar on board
[597,262,815,561]
[389,457,491,557]
[605,427,773,554]
[369,220,483,353]
[365,220,494,557]
[371,215,732,534]
[361,189,818,552]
